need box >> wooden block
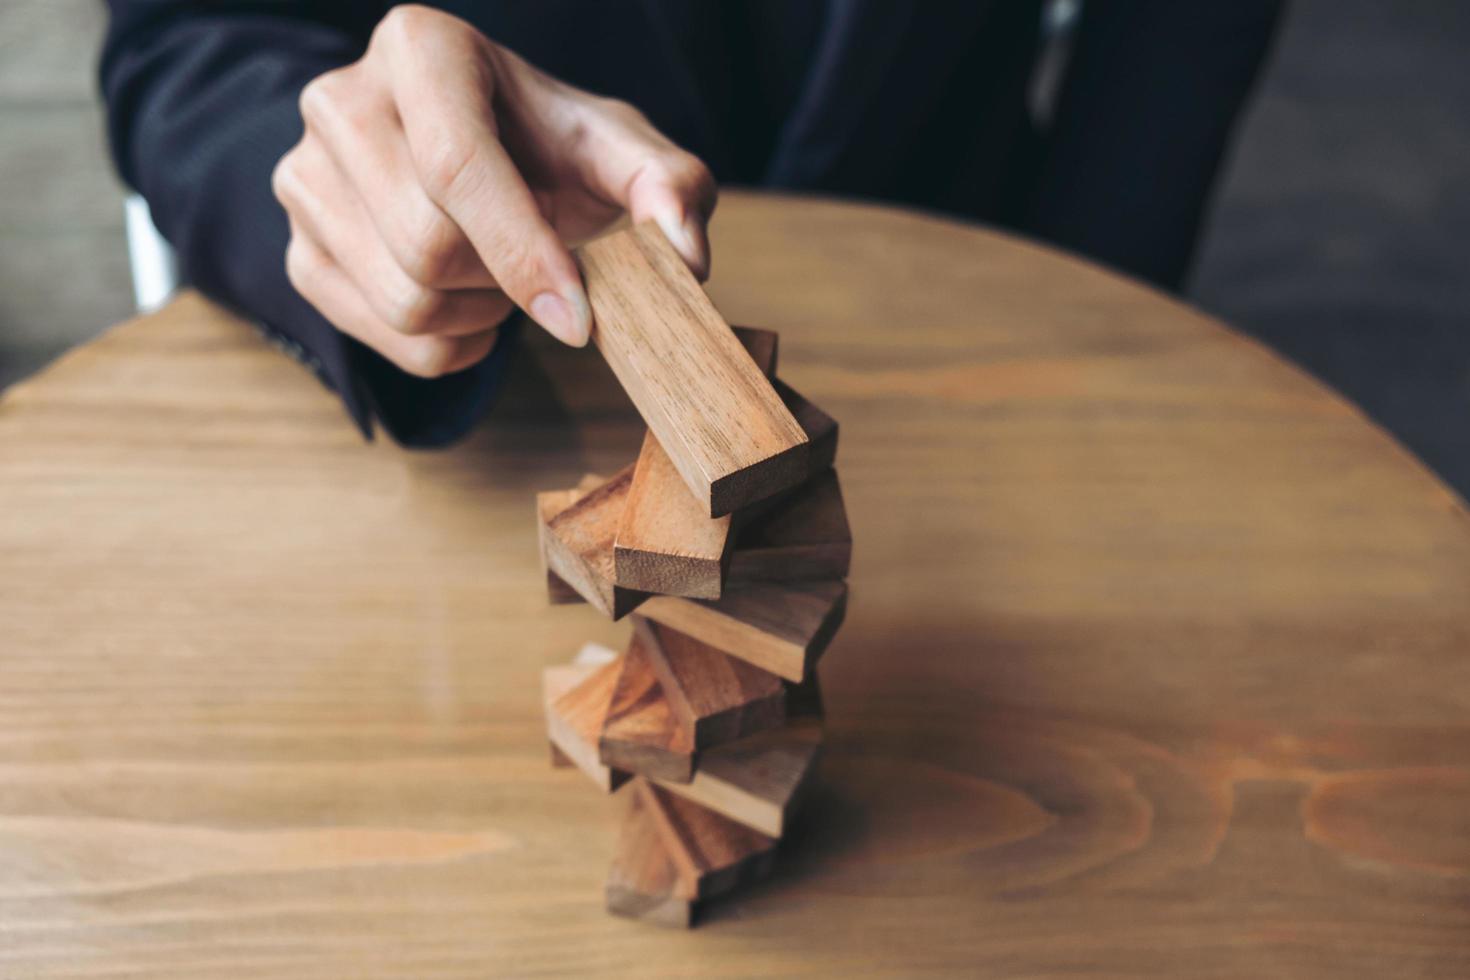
[546,568,583,605]
[729,468,852,584]
[785,670,826,723]
[606,787,693,928]
[537,466,646,619]
[731,326,779,379]
[633,616,786,748]
[634,780,777,901]
[776,379,838,473]
[638,580,848,682]
[543,651,630,793]
[611,328,781,600]
[578,223,810,517]
[598,630,696,782]
[613,432,733,599]
[654,718,822,837]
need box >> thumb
[623,161,717,281]
[566,104,718,280]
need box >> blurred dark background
[1,0,1465,498]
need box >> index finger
[377,19,590,345]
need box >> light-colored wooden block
[598,629,696,783]
[653,718,822,837]
[728,468,852,584]
[578,224,810,517]
[537,466,646,619]
[638,580,848,682]
[634,779,777,902]
[632,616,785,748]
[776,379,838,474]
[605,786,693,928]
[612,432,732,599]
[543,651,629,793]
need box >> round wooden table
[2,193,1467,978]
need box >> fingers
[274,138,514,337]
[373,8,592,346]
[285,225,500,378]
[585,112,717,278]
[297,62,494,291]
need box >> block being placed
[638,580,848,682]
[537,466,646,619]
[578,224,809,517]
[632,616,785,749]
[598,629,697,783]
[729,468,851,585]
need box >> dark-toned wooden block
[638,580,848,682]
[729,468,852,584]
[633,616,785,748]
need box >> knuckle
[376,4,435,47]
[396,208,462,285]
[597,96,648,129]
[298,71,342,129]
[654,150,715,203]
[404,336,459,378]
[417,133,477,202]
[284,239,317,293]
[489,233,551,293]
[270,148,300,206]
[386,280,446,336]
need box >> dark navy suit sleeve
[99,1,520,446]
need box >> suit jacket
[100,0,1281,445]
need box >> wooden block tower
[536,224,852,926]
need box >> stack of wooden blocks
[536,224,852,927]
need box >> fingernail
[656,213,704,278]
[683,216,710,281]
[529,289,590,347]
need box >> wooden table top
[2,192,1467,978]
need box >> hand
[272,4,716,377]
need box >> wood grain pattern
[544,644,629,793]
[632,616,785,748]
[639,580,849,682]
[634,779,777,901]
[611,327,780,599]
[729,467,852,584]
[2,193,1469,976]
[538,466,646,619]
[578,223,809,516]
[654,717,822,837]
[598,630,696,783]
[605,785,692,928]
[612,432,732,598]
